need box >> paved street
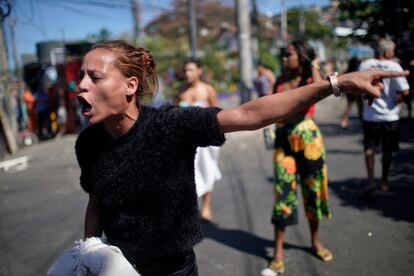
[1,96,413,276]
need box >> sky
[3,0,330,67]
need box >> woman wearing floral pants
[272,119,330,226]
[261,40,333,276]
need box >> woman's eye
[91,76,101,82]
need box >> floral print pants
[272,119,331,227]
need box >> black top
[75,104,225,265]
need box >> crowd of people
[34,37,410,276]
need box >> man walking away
[359,39,410,195]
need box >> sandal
[314,248,333,262]
[260,260,285,276]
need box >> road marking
[0,156,30,173]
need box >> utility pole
[299,5,305,35]
[8,15,19,78]
[250,0,259,63]
[395,0,403,44]
[0,0,18,155]
[236,0,253,103]
[280,0,287,47]
[131,0,142,46]
[187,0,197,58]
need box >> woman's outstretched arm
[217,69,409,133]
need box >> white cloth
[178,99,222,197]
[359,59,410,122]
[47,237,140,276]
[194,145,222,197]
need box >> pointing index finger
[376,70,410,79]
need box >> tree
[86,28,112,43]
[338,0,414,43]
[287,7,333,40]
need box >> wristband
[327,72,341,97]
[311,62,320,70]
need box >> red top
[273,75,315,117]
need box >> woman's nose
[78,77,88,93]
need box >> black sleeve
[159,104,226,147]
[74,127,97,194]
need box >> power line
[14,0,34,25]
[38,0,171,19]
[41,0,130,9]
[41,0,110,19]
[0,0,11,21]
[13,0,48,38]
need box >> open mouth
[77,96,92,115]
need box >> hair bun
[137,48,155,71]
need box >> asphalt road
[1,96,413,276]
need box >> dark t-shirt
[75,104,225,265]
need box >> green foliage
[303,11,332,40]
[338,0,384,42]
[339,0,382,22]
[86,28,112,43]
[258,42,280,73]
[338,0,414,42]
[287,8,333,40]
[142,34,239,97]
[201,49,225,78]
[144,35,185,73]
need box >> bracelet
[327,72,341,97]
[311,62,320,70]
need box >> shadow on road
[201,222,317,262]
[318,116,363,137]
[202,222,272,261]
[330,175,414,223]
[399,118,414,144]
[328,118,414,223]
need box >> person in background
[22,84,36,133]
[340,56,363,128]
[47,40,407,276]
[56,87,67,137]
[254,61,276,97]
[33,86,50,139]
[322,58,337,77]
[176,59,222,222]
[69,81,89,131]
[359,39,410,195]
[262,40,331,276]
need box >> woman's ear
[126,76,139,96]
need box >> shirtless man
[177,59,221,222]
